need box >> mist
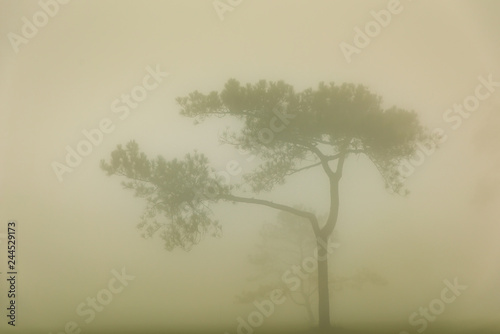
[1,1,499,333]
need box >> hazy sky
[1,1,499,333]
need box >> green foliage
[100,141,230,251]
[177,79,437,195]
[102,78,436,250]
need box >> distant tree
[101,79,436,331]
[235,210,387,325]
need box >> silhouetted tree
[101,79,436,331]
[236,210,387,326]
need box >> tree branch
[293,141,336,179]
[285,161,322,176]
[222,194,320,234]
[334,152,346,179]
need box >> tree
[101,79,436,331]
[235,210,387,326]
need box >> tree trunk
[316,233,331,332]
[315,173,342,332]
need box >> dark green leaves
[177,79,437,194]
[103,78,436,250]
[100,141,229,251]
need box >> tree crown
[101,79,437,250]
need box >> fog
[1,1,499,333]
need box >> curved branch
[285,161,322,176]
[222,194,320,234]
[292,141,336,179]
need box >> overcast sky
[1,1,499,333]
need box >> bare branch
[285,161,322,176]
[222,194,320,235]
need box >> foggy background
[0,0,499,333]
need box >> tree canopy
[101,79,435,252]
[101,78,436,330]
[177,79,432,194]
